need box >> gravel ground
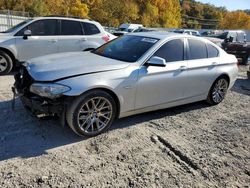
[0,66,249,188]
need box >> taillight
[102,35,110,43]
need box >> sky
[197,0,250,11]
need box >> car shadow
[0,77,246,162]
[0,99,83,161]
[111,101,210,131]
[0,97,210,162]
[231,78,250,96]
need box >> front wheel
[0,51,13,75]
[66,90,117,137]
[207,77,229,105]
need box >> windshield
[118,28,126,31]
[92,35,159,62]
[213,32,228,39]
[118,28,134,32]
[2,19,33,33]
[173,30,184,34]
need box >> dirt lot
[0,66,249,187]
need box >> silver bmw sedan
[13,32,238,137]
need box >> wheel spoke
[98,119,106,126]
[95,118,100,129]
[84,121,92,131]
[98,100,106,109]
[99,114,110,120]
[0,58,6,64]
[95,98,101,108]
[100,111,111,115]
[100,105,110,111]
[91,122,94,132]
[79,115,88,120]
[91,99,96,109]
[0,65,5,71]
[79,117,90,128]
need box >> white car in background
[113,23,143,36]
[173,29,201,36]
[0,16,114,75]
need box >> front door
[135,39,188,109]
[15,19,59,61]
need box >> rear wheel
[0,51,13,75]
[242,54,249,65]
[247,70,250,79]
[207,77,229,105]
[66,90,117,137]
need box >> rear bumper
[226,50,248,57]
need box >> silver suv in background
[173,29,201,36]
[0,16,114,75]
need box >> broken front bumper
[12,85,65,116]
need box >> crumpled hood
[26,51,130,81]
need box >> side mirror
[146,56,166,67]
[229,36,233,42]
[23,30,31,40]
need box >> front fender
[0,38,18,59]
[56,66,139,114]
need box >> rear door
[81,22,105,47]
[185,38,219,98]
[57,20,86,53]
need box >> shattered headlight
[30,83,71,99]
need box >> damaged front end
[12,66,67,118]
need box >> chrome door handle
[80,38,87,41]
[179,66,187,71]
[212,62,218,65]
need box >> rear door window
[82,22,100,35]
[61,20,83,35]
[188,39,207,60]
[153,39,184,62]
[207,43,219,58]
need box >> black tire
[66,90,117,137]
[247,71,250,79]
[0,51,13,75]
[207,77,229,105]
[241,54,249,65]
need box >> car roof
[128,31,189,40]
[34,16,99,24]
[128,31,213,44]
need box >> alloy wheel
[77,97,113,134]
[0,55,8,73]
[212,78,228,103]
